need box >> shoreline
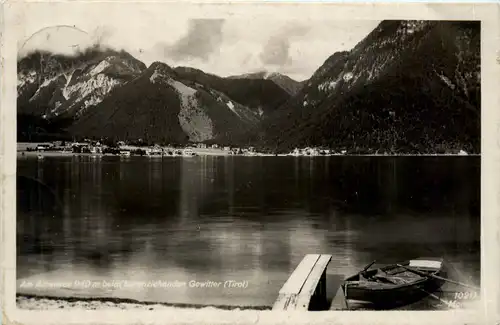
[17,151,480,158]
[17,151,270,158]
[16,294,271,311]
[17,142,477,158]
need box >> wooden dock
[272,254,348,311]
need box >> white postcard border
[1,2,498,324]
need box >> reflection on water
[17,156,480,307]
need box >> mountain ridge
[227,71,304,95]
[17,20,480,153]
[17,51,290,144]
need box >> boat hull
[342,258,447,307]
[344,276,445,305]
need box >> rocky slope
[258,20,480,154]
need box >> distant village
[18,140,351,157]
[18,140,471,157]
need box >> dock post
[318,270,327,309]
[310,268,328,310]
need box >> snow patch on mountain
[226,101,241,118]
[29,76,60,102]
[63,74,121,103]
[397,21,428,38]
[343,72,354,82]
[82,95,105,111]
[149,70,163,84]
[18,71,37,89]
[318,80,337,92]
[436,72,456,90]
[65,71,75,88]
[59,73,122,117]
[90,60,111,77]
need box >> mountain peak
[149,61,175,73]
[17,46,147,120]
[146,62,178,84]
[18,46,146,84]
[228,70,281,80]
[227,70,302,95]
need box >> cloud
[259,24,310,67]
[165,19,225,62]
[18,25,94,58]
[17,2,380,81]
[90,26,114,48]
[259,36,291,66]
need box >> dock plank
[295,255,332,310]
[273,254,322,310]
[278,254,320,294]
[272,295,295,310]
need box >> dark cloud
[259,24,310,67]
[166,19,225,62]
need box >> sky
[17,3,380,81]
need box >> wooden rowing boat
[342,257,447,306]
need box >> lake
[16,155,480,308]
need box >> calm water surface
[16,156,480,307]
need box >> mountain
[227,71,304,95]
[17,21,480,152]
[18,46,146,119]
[70,62,262,144]
[17,48,291,144]
[256,20,480,154]
[17,46,147,141]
